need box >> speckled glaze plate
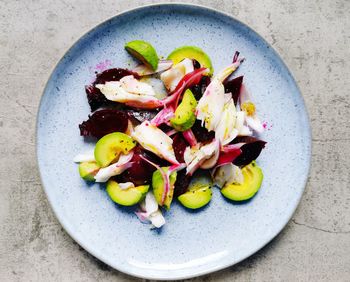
[36,3,311,280]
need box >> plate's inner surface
[37,4,310,279]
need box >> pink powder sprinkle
[95,59,112,72]
[262,121,273,131]
[88,60,113,83]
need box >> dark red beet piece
[232,136,266,166]
[85,85,111,112]
[158,124,174,133]
[190,76,211,100]
[191,120,215,143]
[172,133,189,163]
[224,76,243,104]
[79,109,128,139]
[119,147,162,185]
[174,170,191,197]
[233,51,240,63]
[192,59,201,69]
[94,68,139,85]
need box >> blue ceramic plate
[37,3,311,280]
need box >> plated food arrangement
[74,40,266,228]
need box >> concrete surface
[0,0,349,281]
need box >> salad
[74,40,266,228]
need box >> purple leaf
[224,76,243,104]
[191,120,215,143]
[173,170,191,197]
[232,136,266,166]
[79,109,128,139]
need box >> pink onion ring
[182,129,198,147]
[139,155,169,206]
[162,68,208,108]
[221,143,245,152]
[216,148,242,166]
[166,129,178,137]
[151,107,174,126]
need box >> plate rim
[36,2,312,280]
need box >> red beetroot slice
[79,109,128,139]
[217,148,242,166]
[172,133,189,163]
[86,68,139,111]
[85,85,112,112]
[94,68,139,85]
[190,76,211,100]
[223,75,243,105]
[232,136,266,166]
[173,170,191,197]
[191,120,215,143]
[119,147,167,186]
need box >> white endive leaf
[215,97,238,145]
[73,150,95,163]
[133,60,173,76]
[245,115,264,134]
[160,58,194,91]
[136,192,165,228]
[94,152,134,182]
[118,182,135,190]
[144,192,159,215]
[213,163,244,188]
[149,210,166,228]
[185,139,220,175]
[235,111,252,136]
[196,78,225,131]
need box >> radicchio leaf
[119,146,162,186]
[190,76,211,100]
[173,170,191,197]
[232,136,266,166]
[79,109,128,139]
[85,85,111,112]
[191,120,215,143]
[192,59,201,69]
[224,75,243,104]
[172,133,189,163]
[94,68,139,85]
[233,51,240,63]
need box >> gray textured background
[1,0,349,281]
